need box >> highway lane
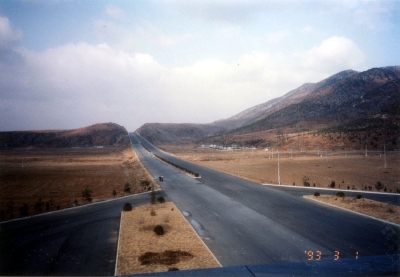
[0,191,161,275]
[131,133,400,267]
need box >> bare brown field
[161,145,400,193]
[116,202,220,275]
[0,146,157,221]
[306,195,400,224]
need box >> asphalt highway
[0,192,162,275]
[1,134,399,276]
[131,133,400,267]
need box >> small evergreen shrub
[356,194,362,199]
[123,203,132,211]
[302,175,311,187]
[314,192,320,197]
[157,196,165,203]
[375,181,384,192]
[150,209,156,216]
[154,225,164,235]
[336,191,345,198]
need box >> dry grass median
[116,201,220,275]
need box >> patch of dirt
[139,250,194,266]
[0,146,157,221]
[306,195,400,224]
[116,202,220,275]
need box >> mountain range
[136,66,400,150]
[0,123,130,148]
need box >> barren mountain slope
[136,66,400,147]
[0,122,130,148]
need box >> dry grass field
[0,146,156,221]
[116,202,220,275]
[306,195,400,224]
[161,145,400,193]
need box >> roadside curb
[304,196,400,228]
[172,202,222,268]
[0,190,161,225]
[115,211,123,276]
[263,183,400,196]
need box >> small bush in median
[314,192,320,197]
[356,194,362,199]
[157,196,165,203]
[154,225,164,235]
[123,203,132,211]
[150,209,156,216]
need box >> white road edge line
[172,202,222,268]
[0,189,161,225]
[263,183,400,196]
[114,211,123,276]
[304,196,400,228]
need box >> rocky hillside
[0,123,130,148]
[136,66,400,149]
[136,123,227,145]
[228,66,400,135]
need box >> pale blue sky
[1,0,399,131]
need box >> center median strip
[137,138,201,178]
[115,201,220,275]
[153,154,201,178]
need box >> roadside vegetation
[306,194,400,224]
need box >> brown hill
[0,123,130,148]
[136,66,400,150]
[136,123,227,145]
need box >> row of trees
[301,175,392,192]
[0,198,62,221]
[1,179,154,221]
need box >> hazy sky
[1,0,399,131]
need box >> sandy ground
[306,195,400,225]
[116,202,220,275]
[0,146,157,221]
[161,146,400,193]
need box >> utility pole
[365,140,368,157]
[384,144,387,168]
[278,149,281,185]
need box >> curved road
[131,133,400,267]
[0,192,164,275]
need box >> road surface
[131,133,400,267]
[0,192,163,275]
